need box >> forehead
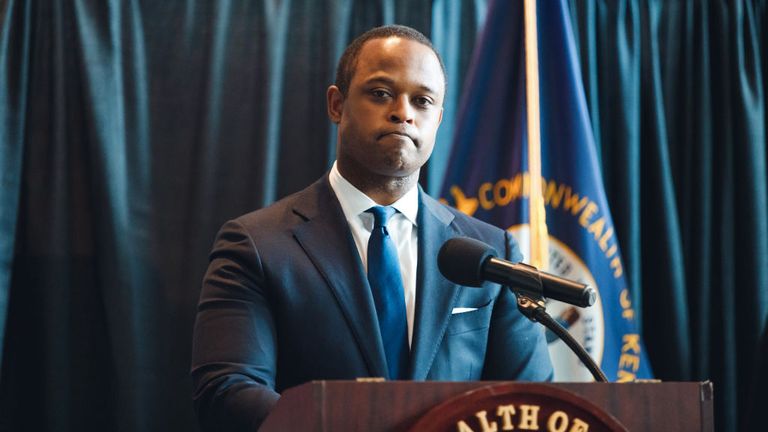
[353,37,445,94]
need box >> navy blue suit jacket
[191,175,553,431]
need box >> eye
[370,89,392,99]
[413,96,434,108]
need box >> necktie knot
[367,206,397,229]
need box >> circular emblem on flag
[509,225,605,381]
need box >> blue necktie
[366,206,409,380]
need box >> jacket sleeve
[191,219,280,431]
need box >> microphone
[438,237,596,308]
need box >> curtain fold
[0,0,30,376]
[0,1,766,431]
[427,0,488,195]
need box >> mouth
[380,131,416,143]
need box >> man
[191,25,553,431]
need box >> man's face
[328,37,445,182]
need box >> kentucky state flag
[440,0,653,381]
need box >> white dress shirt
[328,161,419,347]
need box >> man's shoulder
[232,175,333,232]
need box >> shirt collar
[329,161,419,226]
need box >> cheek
[339,116,361,140]
[341,108,372,137]
[343,100,377,122]
[419,117,442,140]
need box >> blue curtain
[567,1,768,430]
[0,1,485,431]
[0,1,766,431]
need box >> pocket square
[451,307,477,314]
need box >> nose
[389,96,415,124]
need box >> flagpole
[523,0,549,270]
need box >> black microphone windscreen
[437,237,498,287]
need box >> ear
[327,85,344,124]
[437,107,443,126]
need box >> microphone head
[438,237,498,287]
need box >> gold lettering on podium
[517,405,540,429]
[454,403,595,432]
[497,405,516,430]
[475,410,498,432]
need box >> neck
[337,164,419,206]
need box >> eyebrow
[363,76,439,96]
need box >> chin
[379,162,421,179]
[378,155,410,173]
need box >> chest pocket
[446,298,493,335]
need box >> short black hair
[334,24,447,96]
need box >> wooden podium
[259,381,713,431]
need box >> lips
[380,131,415,142]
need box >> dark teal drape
[0,1,485,431]
[568,1,768,430]
[0,1,765,431]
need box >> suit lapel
[291,177,388,378]
[408,191,460,380]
